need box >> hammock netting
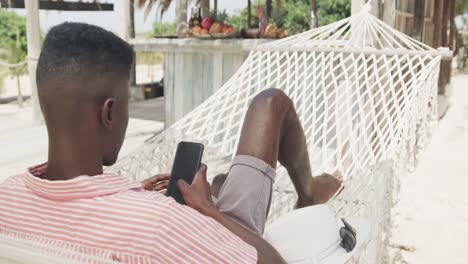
[0,5,444,263]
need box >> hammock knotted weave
[0,5,447,263]
[109,6,446,262]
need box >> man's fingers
[149,174,171,183]
[152,181,169,192]
[177,179,190,194]
[142,174,171,190]
[141,181,153,190]
[194,164,208,182]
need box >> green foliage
[316,0,351,26]
[0,9,28,93]
[209,9,230,23]
[217,10,230,23]
[0,9,27,56]
[228,0,350,35]
[228,5,259,30]
[280,0,311,35]
[456,0,468,15]
[147,22,177,38]
[136,52,164,65]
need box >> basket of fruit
[190,9,237,39]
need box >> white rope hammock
[0,4,444,263]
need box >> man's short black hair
[37,22,135,84]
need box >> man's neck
[42,137,103,181]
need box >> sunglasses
[340,218,357,252]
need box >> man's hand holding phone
[141,164,215,215]
[177,164,216,215]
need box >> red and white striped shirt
[0,163,257,263]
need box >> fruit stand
[130,38,271,126]
[132,2,291,126]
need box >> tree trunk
[214,0,217,14]
[276,0,281,9]
[266,0,272,21]
[201,0,209,17]
[310,0,316,12]
[310,0,317,28]
[176,0,188,36]
[247,0,252,28]
[16,74,23,107]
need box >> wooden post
[441,0,449,47]
[432,0,443,48]
[16,75,23,107]
[118,0,137,97]
[382,0,396,27]
[129,0,135,38]
[25,0,42,122]
[448,0,456,51]
[447,0,456,88]
[439,0,451,95]
[118,0,131,40]
[129,0,136,90]
[441,0,455,95]
[413,0,425,40]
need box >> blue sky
[9,0,246,34]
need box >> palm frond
[137,0,204,20]
[136,0,172,20]
[143,0,158,21]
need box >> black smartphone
[166,141,204,204]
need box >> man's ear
[101,98,115,129]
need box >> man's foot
[296,171,344,207]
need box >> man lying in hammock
[0,23,342,264]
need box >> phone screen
[166,141,204,204]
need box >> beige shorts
[215,155,276,235]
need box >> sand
[390,73,468,263]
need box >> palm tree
[266,0,272,19]
[247,0,252,28]
[136,0,206,20]
[310,0,317,28]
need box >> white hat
[264,204,370,264]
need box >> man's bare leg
[231,88,342,206]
